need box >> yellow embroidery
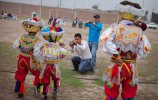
[20,35,40,48]
[115,24,140,47]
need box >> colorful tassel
[56,80,60,87]
[19,82,25,94]
[104,95,106,100]
[107,82,112,88]
[40,85,44,93]
[104,94,115,100]
[107,96,110,100]
[131,64,135,87]
[45,86,49,93]
[14,80,21,93]
[129,81,135,87]
[131,98,134,100]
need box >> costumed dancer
[13,12,43,99]
[33,17,67,100]
[100,1,151,100]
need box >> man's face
[93,17,100,23]
[74,36,81,45]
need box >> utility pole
[57,0,59,8]
[143,0,144,7]
[49,9,51,18]
[40,0,42,18]
[18,4,21,17]
[60,0,62,8]
[74,0,77,19]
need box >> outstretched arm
[84,22,90,27]
[13,37,20,49]
[33,42,44,69]
[100,25,118,54]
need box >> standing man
[84,14,103,71]
[70,33,93,73]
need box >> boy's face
[74,36,81,45]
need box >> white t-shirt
[72,40,92,60]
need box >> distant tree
[92,5,99,10]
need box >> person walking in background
[62,17,66,26]
[72,17,78,27]
[70,33,93,73]
[48,16,53,25]
[57,17,62,26]
[84,14,103,71]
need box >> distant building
[151,9,158,24]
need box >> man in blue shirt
[84,14,103,71]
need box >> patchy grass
[59,63,84,88]
[138,42,158,82]
[0,41,18,71]
[0,41,84,88]
[0,40,85,99]
[95,78,104,86]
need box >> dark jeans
[71,56,92,73]
[88,42,98,68]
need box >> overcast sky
[1,0,158,12]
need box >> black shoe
[17,94,24,100]
[90,67,95,73]
[42,96,47,100]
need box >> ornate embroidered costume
[33,20,67,100]
[13,12,43,99]
[100,1,151,100]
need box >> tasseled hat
[22,12,43,33]
[41,26,64,42]
[116,0,145,21]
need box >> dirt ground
[0,18,158,100]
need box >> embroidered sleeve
[59,47,68,59]
[100,27,113,43]
[13,37,20,49]
[100,24,119,54]
[142,35,151,53]
[137,34,151,58]
[33,41,44,69]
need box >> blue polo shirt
[84,22,103,43]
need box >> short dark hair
[74,33,82,39]
[94,14,100,18]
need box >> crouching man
[69,33,93,73]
